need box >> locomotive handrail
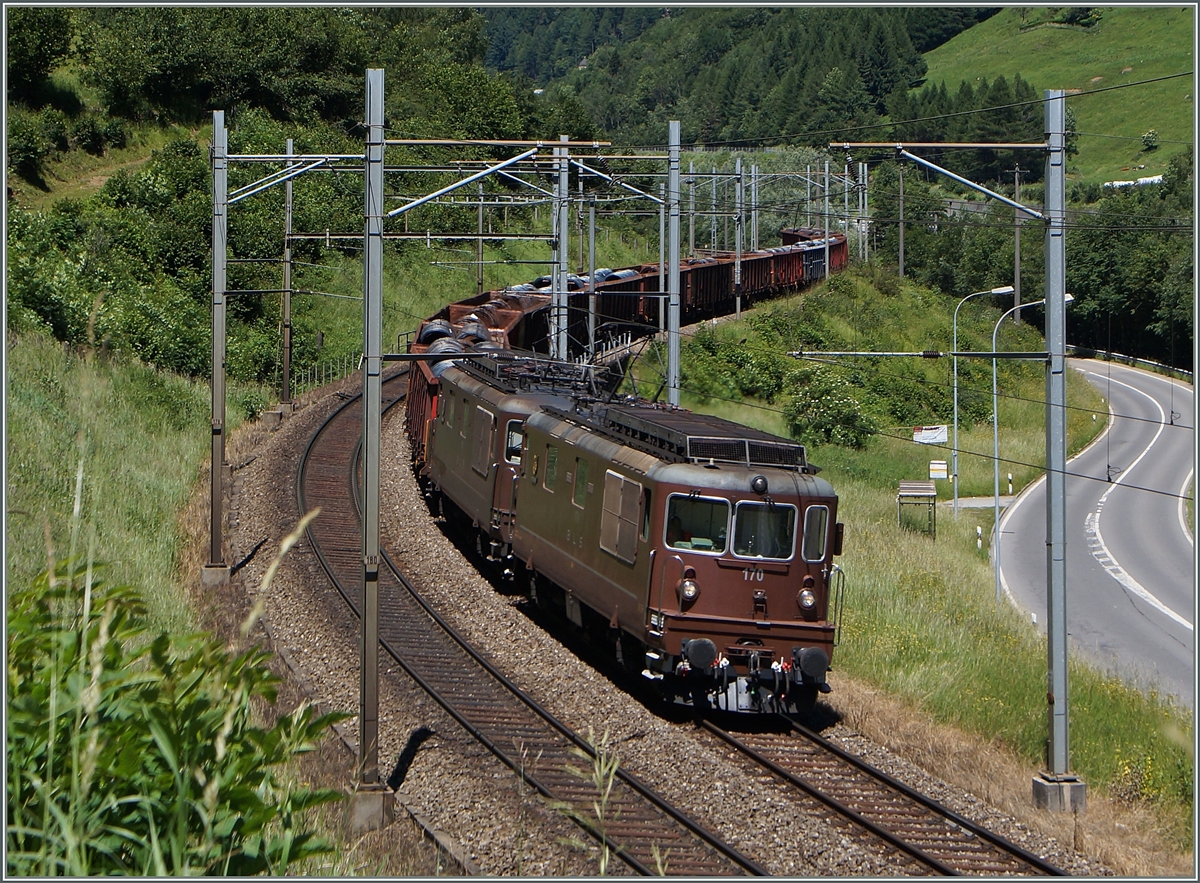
[829,564,846,647]
[657,554,686,621]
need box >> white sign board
[913,425,948,445]
[929,460,948,480]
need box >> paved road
[998,360,1194,706]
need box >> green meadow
[921,6,1194,184]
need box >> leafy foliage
[1066,148,1193,366]
[7,562,346,876]
[5,7,73,101]
[784,371,878,449]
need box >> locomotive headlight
[678,578,700,602]
[798,589,816,609]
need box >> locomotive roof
[454,351,602,397]
[544,401,814,474]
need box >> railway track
[701,719,1066,876]
[298,371,765,876]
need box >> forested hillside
[480,5,1192,370]
[483,7,998,147]
[6,6,1193,377]
[6,8,594,384]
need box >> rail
[297,374,766,876]
[700,718,1067,876]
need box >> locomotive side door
[492,419,524,541]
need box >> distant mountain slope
[920,6,1193,183]
[482,8,997,146]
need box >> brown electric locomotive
[419,354,845,714]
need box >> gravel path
[219,376,1114,876]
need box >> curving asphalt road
[998,359,1195,706]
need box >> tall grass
[6,512,345,875]
[6,332,266,633]
[833,472,1193,838]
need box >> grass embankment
[923,6,1194,185]
[5,334,446,874]
[653,267,1193,844]
[5,333,267,633]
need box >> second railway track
[700,719,1066,875]
[299,370,764,876]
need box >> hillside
[921,6,1194,183]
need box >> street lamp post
[992,294,1073,603]
[953,285,1014,517]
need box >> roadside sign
[929,460,948,480]
[913,425,948,444]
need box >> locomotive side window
[443,394,454,428]
[504,421,523,464]
[665,494,729,553]
[802,505,830,562]
[572,458,589,508]
[600,470,642,564]
[733,501,796,560]
[544,445,558,491]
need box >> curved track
[298,371,765,876]
[702,719,1066,876]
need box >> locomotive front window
[733,502,796,560]
[802,505,830,562]
[665,495,729,553]
[505,421,523,464]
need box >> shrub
[6,560,345,875]
[1141,129,1159,151]
[70,114,107,155]
[101,115,128,150]
[7,110,50,179]
[38,107,70,152]
[784,372,877,448]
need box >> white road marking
[1080,371,1193,630]
[1180,469,1195,547]
[1000,362,1193,629]
[1085,507,1193,631]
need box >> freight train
[402,230,847,714]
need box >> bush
[784,372,877,449]
[7,110,50,179]
[101,115,127,149]
[38,107,70,152]
[70,114,107,155]
[6,560,345,876]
